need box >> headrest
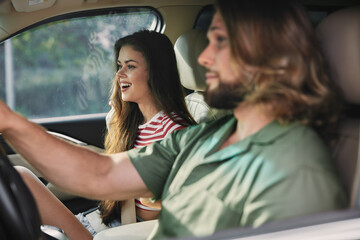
[316,6,360,104]
[174,29,208,91]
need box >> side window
[0,8,161,120]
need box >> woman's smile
[120,82,132,92]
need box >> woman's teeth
[121,83,132,89]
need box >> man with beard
[0,0,347,239]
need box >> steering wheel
[0,142,41,240]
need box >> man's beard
[204,81,248,109]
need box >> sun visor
[11,0,56,12]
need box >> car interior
[0,0,359,239]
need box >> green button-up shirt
[128,115,347,239]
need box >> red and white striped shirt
[133,111,186,149]
[134,111,187,211]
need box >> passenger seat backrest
[316,6,360,208]
[174,29,231,123]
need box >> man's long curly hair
[215,0,341,139]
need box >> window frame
[0,6,163,122]
[2,6,163,42]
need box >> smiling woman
[116,46,151,104]
[98,30,197,231]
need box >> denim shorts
[75,207,121,236]
[75,207,143,236]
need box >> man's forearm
[0,102,151,200]
[2,111,112,197]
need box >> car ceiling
[0,0,358,43]
[0,0,215,43]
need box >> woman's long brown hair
[99,30,195,225]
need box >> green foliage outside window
[0,8,160,119]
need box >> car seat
[174,29,231,123]
[316,6,360,208]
